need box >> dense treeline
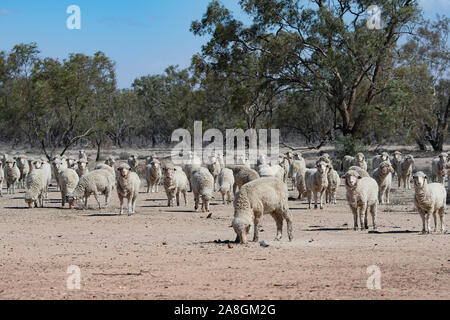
[0,0,448,159]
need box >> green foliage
[334,134,367,160]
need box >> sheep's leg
[432,209,438,233]
[61,191,66,207]
[371,203,377,230]
[284,210,293,241]
[119,195,124,215]
[273,214,283,241]
[127,196,133,215]
[176,191,180,207]
[385,188,390,204]
[425,209,432,234]
[439,207,446,233]
[146,182,150,193]
[104,190,111,209]
[93,193,102,209]
[253,215,261,242]
[419,210,426,234]
[233,184,237,195]
[222,192,226,204]
[359,204,367,231]
[319,191,324,209]
[83,196,88,209]
[194,193,199,212]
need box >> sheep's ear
[424,175,428,180]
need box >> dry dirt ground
[0,150,449,300]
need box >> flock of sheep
[0,149,448,244]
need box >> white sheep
[391,151,402,178]
[117,163,141,215]
[305,161,331,209]
[326,167,340,205]
[342,169,379,230]
[372,161,395,204]
[413,171,446,234]
[183,151,201,191]
[191,167,214,213]
[295,166,307,200]
[24,168,50,208]
[76,159,89,177]
[127,154,140,173]
[16,155,30,189]
[58,168,79,209]
[162,165,189,207]
[67,169,115,209]
[218,167,234,204]
[431,153,448,184]
[231,165,260,194]
[4,158,20,194]
[145,159,162,193]
[397,154,415,189]
[372,152,390,171]
[258,164,285,181]
[207,155,221,191]
[94,163,116,179]
[288,155,306,189]
[78,150,88,161]
[105,156,116,167]
[232,177,293,244]
[348,166,370,178]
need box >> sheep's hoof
[314,205,318,209]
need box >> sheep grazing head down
[118,163,131,178]
[232,215,252,244]
[413,171,428,189]
[342,170,362,188]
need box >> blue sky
[0,0,448,88]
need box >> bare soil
[0,149,449,300]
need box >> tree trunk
[96,139,102,162]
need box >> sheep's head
[34,159,43,169]
[405,155,414,164]
[379,161,394,174]
[293,152,302,160]
[232,215,252,244]
[5,159,16,168]
[438,153,448,163]
[342,170,362,188]
[393,151,402,160]
[117,163,131,178]
[413,171,428,189]
[77,159,87,169]
[381,152,389,162]
[316,161,330,174]
[356,153,365,162]
[151,160,160,170]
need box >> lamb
[372,152,390,171]
[207,155,221,191]
[397,154,415,189]
[58,168,79,209]
[218,167,234,204]
[16,155,30,189]
[231,165,260,194]
[431,153,448,184]
[413,171,446,234]
[342,170,379,230]
[117,163,141,215]
[372,161,395,204]
[257,164,285,181]
[288,154,306,189]
[326,168,340,204]
[24,168,50,208]
[4,158,20,194]
[67,169,115,209]
[232,177,293,244]
[391,151,402,177]
[304,161,331,209]
[76,159,89,177]
[191,167,214,213]
[127,154,140,173]
[145,159,162,193]
[348,166,370,178]
[162,165,189,207]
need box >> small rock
[227,243,233,249]
[206,213,212,219]
[259,241,269,247]
[162,242,168,245]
